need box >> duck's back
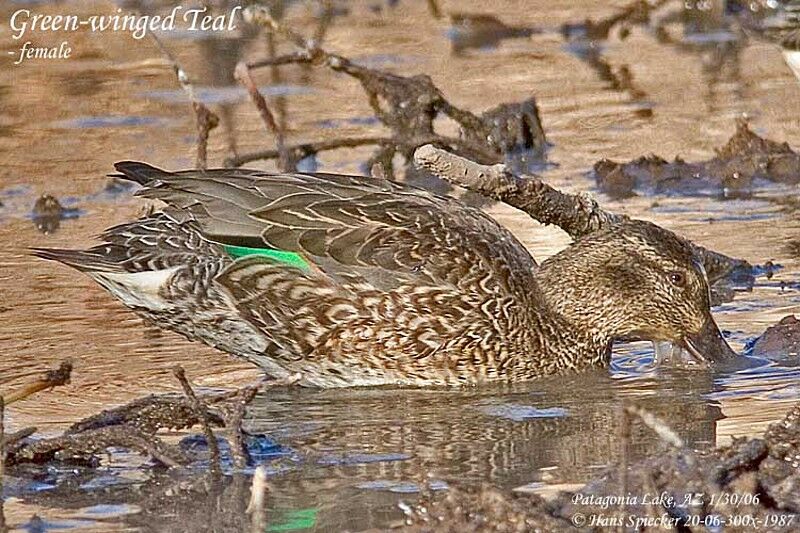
[39,163,553,386]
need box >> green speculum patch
[223,244,311,270]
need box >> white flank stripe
[783,50,800,82]
[92,267,181,311]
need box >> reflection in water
[9,366,725,531]
[31,194,81,235]
[559,0,781,115]
[653,1,747,112]
[563,41,653,116]
[446,13,539,55]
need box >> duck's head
[536,220,737,365]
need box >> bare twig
[226,132,499,169]
[414,144,622,236]
[247,51,315,70]
[65,393,225,436]
[193,102,219,170]
[172,366,221,477]
[244,6,315,50]
[225,136,392,167]
[149,32,219,169]
[2,361,73,406]
[427,0,443,19]
[311,0,336,47]
[1,427,36,453]
[226,386,259,470]
[239,6,517,176]
[234,62,290,170]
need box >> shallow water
[2,0,800,530]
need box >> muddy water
[2,0,800,530]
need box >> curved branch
[413,144,750,283]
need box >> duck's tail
[33,246,183,312]
[109,161,172,186]
[31,247,125,273]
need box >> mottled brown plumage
[34,162,735,387]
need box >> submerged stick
[624,404,685,449]
[11,425,189,468]
[172,366,221,477]
[1,361,73,406]
[413,144,749,283]
[227,386,259,470]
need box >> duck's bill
[654,317,737,367]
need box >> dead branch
[65,393,225,436]
[236,6,545,174]
[225,136,392,167]
[310,0,336,48]
[244,5,315,50]
[413,144,750,283]
[9,425,190,468]
[247,51,315,70]
[1,427,36,456]
[427,0,443,20]
[234,62,290,170]
[172,366,221,477]
[224,386,259,470]
[414,144,622,235]
[194,103,219,170]
[149,32,219,169]
[1,361,73,406]
[221,377,300,468]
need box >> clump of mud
[594,120,800,199]
[750,315,800,358]
[31,194,81,234]
[31,195,65,234]
[2,364,293,474]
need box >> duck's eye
[668,271,686,287]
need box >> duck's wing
[114,162,540,303]
[114,162,542,381]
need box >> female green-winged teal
[35,162,735,387]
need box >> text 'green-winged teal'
[35,162,736,387]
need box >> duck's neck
[531,257,615,370]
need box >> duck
[34,162,736,387]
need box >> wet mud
[594,120,800,199]
[750,315,800,358]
